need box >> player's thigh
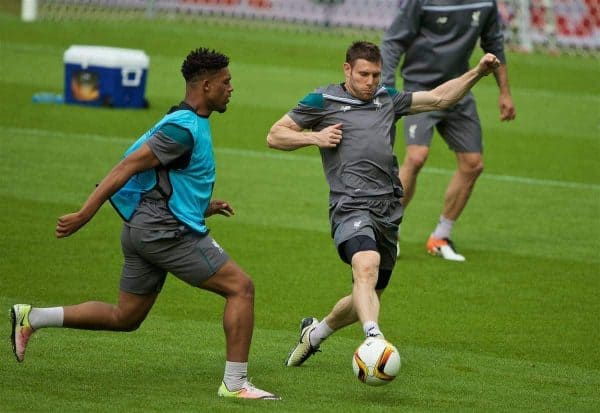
[333,200,401,260]
[402,110,440,146]
[198,259,253,298]
[334,204,400,290]
[333,211,377,263]
[339,234,395,290]
[339,234,378,265]
[162,232,231,288]
[127,228,231,290]
[438,94,483,153]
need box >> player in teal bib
[10,48,279,401]
[111,108,215,234]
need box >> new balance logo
[373,97,382,110]
[471,11,480,26]
[341,105,351,112]
[436,16,448,24]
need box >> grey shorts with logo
[403,93,483,153]
[330,196,403,272]
[120,225,230,294]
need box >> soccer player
[267,41,500,366]
[381,0,516,261]
[10,48,279,400]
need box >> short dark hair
[181,48,229,82]
[345,41,381,66]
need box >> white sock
[309,319,334,347]
[432,215,455,240]
[223,361,248,391]
[29,307,64,329]
[363,321,383,338]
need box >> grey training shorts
[330,195,403,272]
[120,225,230,294]
[403,93,483,153]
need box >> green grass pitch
[0,9,599,413]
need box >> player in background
[381,0,516,261]
[267,41,500,366]
[10,48,279,401]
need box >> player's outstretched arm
[55,143,161,238]
[267,114,342,151]
[409,53,500,114]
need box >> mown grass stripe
[4,126,599,191]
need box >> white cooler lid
[64,45,149,69]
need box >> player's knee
[468,160,484,177]
[476,161,484,176]
[231,274,255,301]
[352,259,380,286]
[241,277,255,300]
[460,156,484,177]
[120,321,143,332]
[354,272,378,289]
[353,261,378,278]
[113,315,143,332]
[405,150,428,170]
[352,250,380,273]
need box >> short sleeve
[480,1,507,64]
[389,89,413,119]
[288,92,326,130]
[147,124,193,167]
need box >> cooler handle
[121,68,142,87]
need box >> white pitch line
[4,126,600,191]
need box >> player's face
[343,59,381,101]
[207,67,233,113]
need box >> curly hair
[181,48,230,82]
[345,41,381,66]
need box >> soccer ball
[352,337,401,386]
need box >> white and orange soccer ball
[352,337,401,386]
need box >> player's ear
[343,62,351,77]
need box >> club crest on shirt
[373,97,382,110]
[471,11,480,26]
[409,124,417,140]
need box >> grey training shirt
[288,84,412,203]
[381,0,506,90]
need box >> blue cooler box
[64,45,149,108]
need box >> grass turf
[0,11,599,413]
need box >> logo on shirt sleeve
[471,11,480,26]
